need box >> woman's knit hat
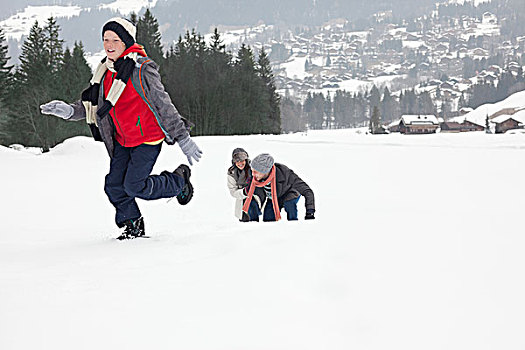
[232,148,249,163]
[102,17,136,49]
[251,153,274,174]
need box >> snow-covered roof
[401,115,439,125]
[491,110,525,124]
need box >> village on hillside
[218,3,524,134]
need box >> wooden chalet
[399,115,439,134]
[462,120,485,132]
[440,121,464,132]
[492,116,522,134]
[441,120,484,132]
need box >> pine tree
[4,18,72,151]
[209,28,226,53]
[281,97,305,133]
[60,42,91,102]
[234,44,265,134]
[44,17,64,76]
[458,92,467,111]
[0,28,13,144]
[418,91,436,115]
[4,21,50,147]
[304,92,325,130]
[163,30,205,134]
[324,91,332,128]
[369,85,381,116]
[0,28,12,103]
[137,9,164,65]
[56,42,91,139]
[381,87,399,123]
[257,48,280,133]
[369,106,381,134]
[17,21,49,88]
[204,28,231,134]
[129,12,138,26]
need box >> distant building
[492,115,523,134]
[462,120,485,132]
[440,121,464,132]
[441,121,484,132]
[399,115,440,134]
[387,119,401,133]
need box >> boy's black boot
[117,217,145,240]
[174,164,193,205]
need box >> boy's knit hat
[232,148,249,163]
[102,17,136,49]
[251,153,274,174]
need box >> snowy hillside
[0,0,156,41]
[0,5,83,41]
[1,130,524,349]
[451,90,525,127]
[99,0,157,15]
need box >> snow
[309,74,405,97]
[98,0,158,16]
[451,89,525,126]
[403,40,426,49]
[460,21,500,41]
[491,110,525,124]
[202,24,274,49]
[402,114,440,125]
[0,1,159,41]
[0,5,82,41]
[446,0,492,5]
[1,128,525,349]
[85,49,106,71]
[281,55,310,80]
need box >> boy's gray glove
[178,135,202,166]
[40,100,73,119]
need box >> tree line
[0,19,92,151]
[0,10,280,151]
[281,86,436,132]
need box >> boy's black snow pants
[104,142,184,227]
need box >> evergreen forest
[0,10,281,151]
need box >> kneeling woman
[226,148,261,221]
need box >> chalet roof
[401,115,439,125]
[441,121,463,129]
[460,118,485,128]
[491,114,525,124]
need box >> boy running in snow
[40,17,202,239]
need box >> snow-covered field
[1,129,525,349]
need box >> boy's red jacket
[103,44,164,147]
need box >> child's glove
[178,135,202,166]
[40,100,73,119]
